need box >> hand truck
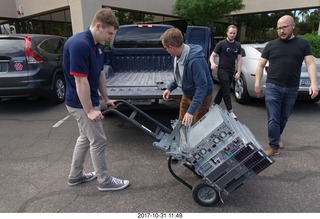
[102,100,275,207]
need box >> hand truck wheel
[192,180,220,207]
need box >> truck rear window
[113,25,171,48]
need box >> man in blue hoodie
[161,28,213,126]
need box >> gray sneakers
[98,177,130,191]
[68,172,97,186]
[68,173,129,191]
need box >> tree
[114,10,154,24]
[307,9,320,35]
[234,11,295,43]
[294,9,320,35]
[173,0,244,26]
[298,9,310,22]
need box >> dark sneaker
[265,148,279,156]
[279,140,285,149]
[98,177,130,191]
[68,172,97,186]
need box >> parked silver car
[212,43,320,104]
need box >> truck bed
[107,71,173,86]
[103,24,212,104]
[107,71,182,99]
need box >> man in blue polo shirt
[63,8,129,191]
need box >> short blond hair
[227,24,238,32]
[91,8,119,30]
[160,28,184,47]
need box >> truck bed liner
[107,71,174,86]
[107,71,182,99]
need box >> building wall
[0,0,20,18]
[5,0,177,33]
[1,0,320,34]
[3,0,320,19]
[68,0,101,34]
[69,0,178,33]
[14,0,68,17]
[7,0,176,18]
[236,0,320,14]
[102,0,176,15]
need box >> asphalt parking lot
[1,90,320,215]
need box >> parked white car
[211,43,320,104]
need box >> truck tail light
[137,24,153,28]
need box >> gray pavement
[1,92,320,215]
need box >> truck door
[185,26,213,63]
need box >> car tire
[234,74,252,104]
[50,74,66,104]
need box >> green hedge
[298,33,320,58]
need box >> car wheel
[50,74,66,104]
[192,180,220,207]
[234,74,252,104]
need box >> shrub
[298,33,320,58]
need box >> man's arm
[304,55,319,99]
[209,52,218,71]
[254,57,268,98]
[75,76,104,122]
[75,76,94,113]
[234,54,242,80]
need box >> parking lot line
[52,115,70,128]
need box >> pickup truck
[104,24,213,105]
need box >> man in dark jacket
[161,28,213,126]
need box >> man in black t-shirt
[254,15,319,156]
[209,25,242,119]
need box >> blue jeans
[265,83,298,150]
